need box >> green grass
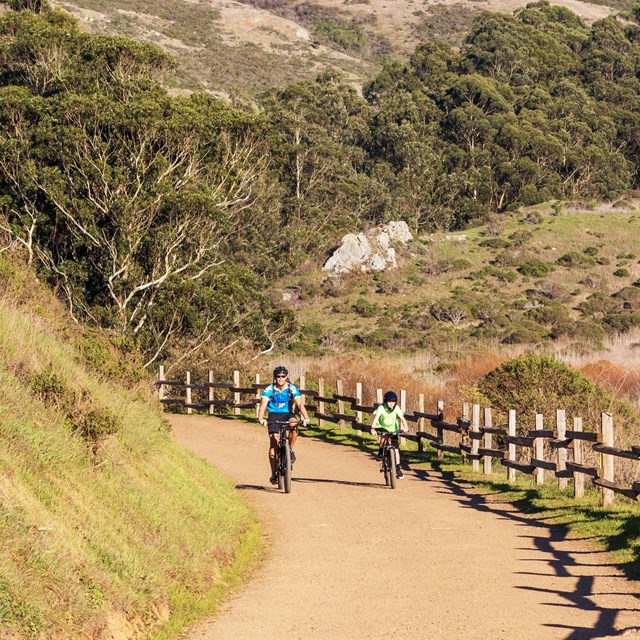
[0,257,262,639]
[301,417,640,580]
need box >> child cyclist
[258,366,310,485]
[371,390,409,479]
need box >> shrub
[478,354,639,430]
[430,301,468,324]
[508,230,533,246]
[352,297,377,317]
[576,292,618,317]
[501,324,545,344]
[479,238,511,249]
[556,251,596,268]
[517,259,555,278]
[613,268,630,277]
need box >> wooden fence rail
[156,366,640,506]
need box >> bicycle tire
[389,451,397,489]
[283,441,292,494]
[383,456,390,486]
[277,448,284,490]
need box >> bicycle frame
[271,420,300,493]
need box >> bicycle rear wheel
[389,452,397,489]
[283,441,292,493]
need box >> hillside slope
[55,0,616,97]
[277,204,640,357]
[0,256,258,639]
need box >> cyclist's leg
[267,417,280,476]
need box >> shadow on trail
[293,476,387,489]
[421,465,640,640]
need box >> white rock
[323,221,410,274]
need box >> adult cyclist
[258,366,310,485]
[371,390,408,480]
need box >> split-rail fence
[156,366,640,506]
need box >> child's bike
[272,419,301,494]
[373,429,403,489]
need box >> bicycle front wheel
[283,441,292,493]
[383,457,390,486]
[389,452,397,489]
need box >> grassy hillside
[0,256,259,639]
[278,203,640,358]
[54,0,620,98]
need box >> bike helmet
[273,365,289,378]
[383,390,398,403]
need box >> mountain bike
[271,419,301,494]
[373,429,403,489]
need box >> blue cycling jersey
[261,383,301,413]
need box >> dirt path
[171,416,640,640]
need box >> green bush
[479,238,511,249]
[479,354,639,429]
[314,17,365,50]
[556,251,596,268]
[613,268,630,277]
[517,259,555,278]
[352,297,377,317]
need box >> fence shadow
[424,468,640,640]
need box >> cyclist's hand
[370,428,376,436]
[400,429,408,434]
[259,418,267,426]
[302,417,310,427]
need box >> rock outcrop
[322,221,413,274]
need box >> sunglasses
[276,374,287,378]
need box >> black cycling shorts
[267,412,296,435]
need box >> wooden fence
[156,366,640,506]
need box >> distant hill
[55,0,619,98]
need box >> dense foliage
[2,1,640,363]
[479,354,639,432]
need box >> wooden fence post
[255,374,261,418]
[471,404,480,472]
[400,388,407,447]
[208,370,215,416]
[318,378,325,428]
[461,402,470,464]
[483,407,492,476]
[573,417,584,499]
[508,409,516,484]
[355,382,363,435]
[601,412,615,506]
[299,374,306,422]
[418,394,425,453]
[158,365,165,402]
[186,371,192,415]
[534,414,544,485]
[437,400,444,460]
[556,409,567,490]
[233,370,240,416]
[336,379,345,430]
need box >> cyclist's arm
[399,415,409,432]
[258,396,269,425]
[294,396,310,424]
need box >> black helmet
[273,366,288,378]
[383,390,398,403]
